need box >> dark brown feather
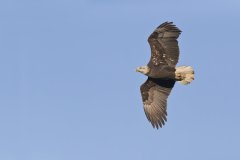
[148,22,181,67]
[140,77,175,129]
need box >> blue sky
[0,0,240,159]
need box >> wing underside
[148,22,181,67]
[140,78,175,128]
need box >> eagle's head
[136,66,150,75]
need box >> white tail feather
[175,66,194,85]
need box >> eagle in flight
[136,22,194,129]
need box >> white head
[136,66,150,75]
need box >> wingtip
[156,21,181,33]
[152,123,163,129]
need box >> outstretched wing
[148,22,181,67]
[140,78,175,129]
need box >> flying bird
[136,22,194,129]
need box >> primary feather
[148,22,181,67]
[140,78,175,129]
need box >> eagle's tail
[175,66,195,85]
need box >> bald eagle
[136,22,194,129]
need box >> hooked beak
[136,67,140,72]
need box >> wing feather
[140,78,175,129]
[148,22,181,67]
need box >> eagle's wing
[148,22,181,67]
[140,78,175,129]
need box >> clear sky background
[0,0,240,160]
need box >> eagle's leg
[175,66,194,85]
